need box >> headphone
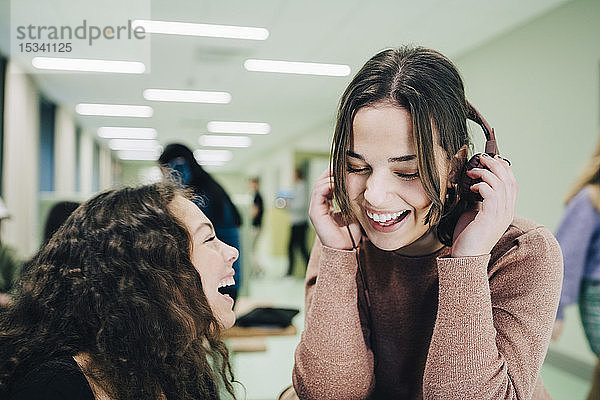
[460,102,501,202]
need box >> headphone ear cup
[458,153,485,202]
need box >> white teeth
[366,210,408,225]
[218,277,235,288]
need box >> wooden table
[224,297,298,353]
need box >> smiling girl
[292,47,562,399]
[0,183,239,400]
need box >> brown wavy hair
[332,46,475,246]
[0,182,236,399]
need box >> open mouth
[366,209,410,227]
[217,276,235,300]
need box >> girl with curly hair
[0,182,239,400]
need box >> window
[39,97,56,192]
[75,126,81,192]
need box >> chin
[219,312,236,329]
[367,234,407,251]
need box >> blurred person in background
[553,135,600,400]
[0,182,239,399]
[20,201,82,278]
[286,167,310,277]
[43,201,81,244]
[0,197,22,308]
[159,143,243,301]
[249,177,265,277]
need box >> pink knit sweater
[293,216,563,400]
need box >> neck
[393,229,444,257]
[73,353,112,400]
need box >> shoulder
[566,186,598,215]
[489,216,563,280]
[9,357,93,400]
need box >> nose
[363,171,390,207]
[222,242,239,264]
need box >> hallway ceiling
[0,0,571,171]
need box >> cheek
[345,174,365,199]
[192,249,217,285]
[401,180,433,211]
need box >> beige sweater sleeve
[293,238,375,400]
[423,226,563,399]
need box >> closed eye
[394,172,419,181]
[347,165,370,174]
[204,235,216,243]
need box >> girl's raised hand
[451,154,517,258]
[309,168,362,250]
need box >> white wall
[2,61,40,256]
[98,145,112,191]
[78,129,94,197]
[456,0,599,230]
[54,106,76,194]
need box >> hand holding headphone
[451,103,517,257]
[458,102,510,202]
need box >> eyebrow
[193,222,214,238]
[346,150,416,163]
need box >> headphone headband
[467,102,498,155]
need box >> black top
[9,356,94,400]
[252,191,264,227]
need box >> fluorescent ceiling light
[198,135,251,148]
[194,149,233,163]
[118,149,161,161]
[244,59,350,77]
[108,139,161,151]
[32,57,145,74]
[98,127,157,139]
[198,160,227,167]
[133,20,268,40]
[207,121,270,135]
[143,89,231,104]
[76,103,153,118]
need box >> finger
[311,179,334,203]
[468,167,508,209]
[470,181,502,210]
[478,154,518,200]
[493,155,517,186]
[471,181,514,222]
[478,154,513,182]
[490,155,518,207]
[466,168,503,190]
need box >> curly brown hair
[0,182,236,399]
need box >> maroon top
[293,216,562,399]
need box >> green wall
[455,0,600,366]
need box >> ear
[447,145,469,186]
